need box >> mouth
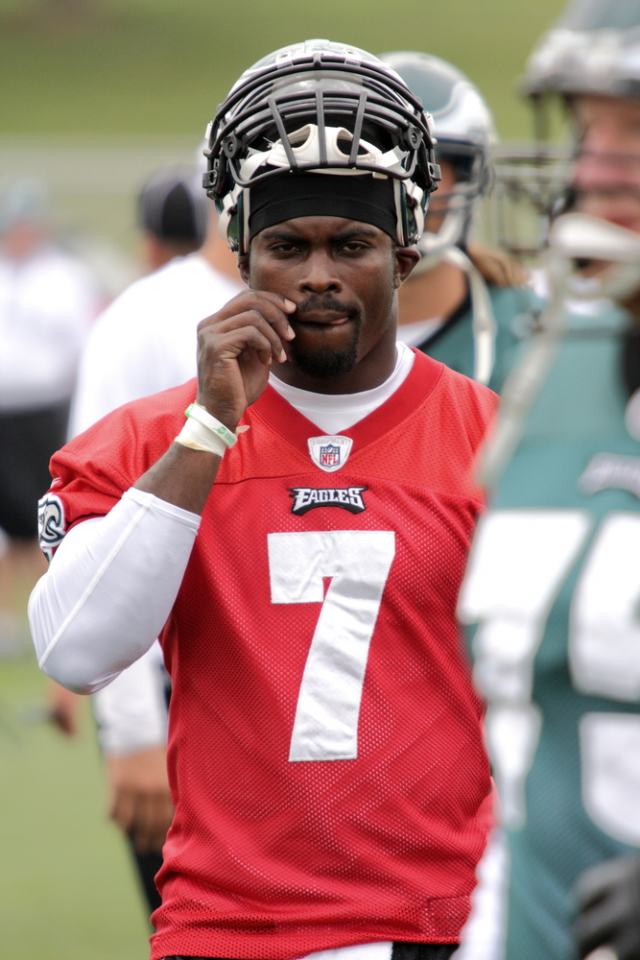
[292,311,352,327]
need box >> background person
[50,163,219,918]
[380,52,536,395]
[30,40,496,960]
[137,165,208,271]
[0,177,100,656]
[68,164,242,437]
[458,3,640,959]
[379,55,539,960]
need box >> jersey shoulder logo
[289,486,367,515]
[307,435,353,472]
[38,492,66,561]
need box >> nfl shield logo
[320,444,341,468]
[308,435,353,473]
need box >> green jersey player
[380,51,538,394]
[459,2,640,958]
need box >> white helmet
[524,0,640,99]
[379,51,497,252]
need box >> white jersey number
[458,510,640,844]
[268,530,395,762]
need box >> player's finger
[148,793,174,850]
[203,309,288,362]
[575,860,635,909]
[574,900,619,958]
[201,322,283,366]
[199,291,296,343]
[247,290,297,340]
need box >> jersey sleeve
[38,382,192,560]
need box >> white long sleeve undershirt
[29,488,200,693]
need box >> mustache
[293,295,360,319]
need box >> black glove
[574,855,640,960]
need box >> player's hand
[196,290,296,431]
[105,746,174,853]
[46,680,83,736]
[574,855,640,960]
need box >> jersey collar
[249,348,444,461]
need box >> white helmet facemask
[218,124,425,245]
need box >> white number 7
[268,530,395,762]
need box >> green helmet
[379,51,497,250]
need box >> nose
[298,249,342,294]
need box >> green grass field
[3,0,567,140]
[0,654,151,959]
[1,1,571,956]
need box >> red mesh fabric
[46,350,498,960]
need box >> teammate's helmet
[524,0,640,99]
[379,51,497,250]
[492,0,640,257]
[203,39,440,252]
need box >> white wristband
[174,402,238,458]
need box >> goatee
[288,323,360,380]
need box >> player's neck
[398,260,467,326]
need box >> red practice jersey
[47,350,497,960]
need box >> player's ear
[394,245,420,288]
[238,252,250,285]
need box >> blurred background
[0,1,565,957]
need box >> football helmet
[524,0,640,100]
[379,50,497,253]
[493,0,640,257]
[379,51,499,385]
[202,39,440,252]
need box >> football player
[380,52,537,393]
[30,41,497,960]
[0,178,99,655]
[457,3,640,959]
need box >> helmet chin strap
[444,246,497,386]
[412,214,497,385]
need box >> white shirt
[0,244,99,412]
[70,252,242,434]
[395,316,446,347]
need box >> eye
[341,240,369,253]
[270,241,300,254]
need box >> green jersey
[459,304,640,960]
[417,284,538,393]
